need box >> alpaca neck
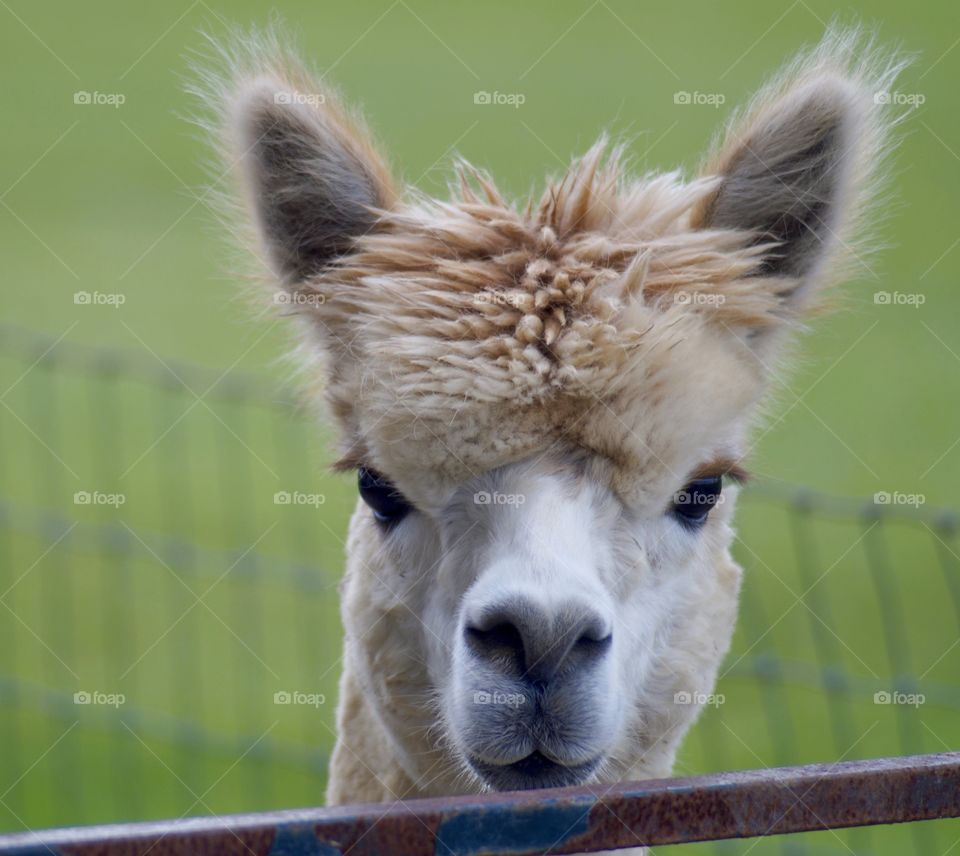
[325,662,423,804]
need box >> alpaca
[208,26,902,820]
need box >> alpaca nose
[464,596,612,685]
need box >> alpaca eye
[358,466,413,527]
[671,476,723,529]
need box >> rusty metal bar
[1,752,958,855]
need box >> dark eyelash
[689,463,750,485]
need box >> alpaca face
[219,31,900,796]
[365,452,744,791]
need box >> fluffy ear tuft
[196,30,397,284]
[230,76,396,283]
[692,28,907,312]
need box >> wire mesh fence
[0,323,958,854]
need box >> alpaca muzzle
[451,590,621,791]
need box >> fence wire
[0,323,957,855]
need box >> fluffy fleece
[199,24,904,831]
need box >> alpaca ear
[691,42,898,312]
[229,75,396,282]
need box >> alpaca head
[217,31,900,794]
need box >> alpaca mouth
[468,750,601,792]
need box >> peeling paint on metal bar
[0,753,957,856]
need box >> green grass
[1,1,959,852]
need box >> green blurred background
[1,1,958,853]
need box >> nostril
[464,598,612,683]
[575,631,612,657]
[465,621,525,668]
